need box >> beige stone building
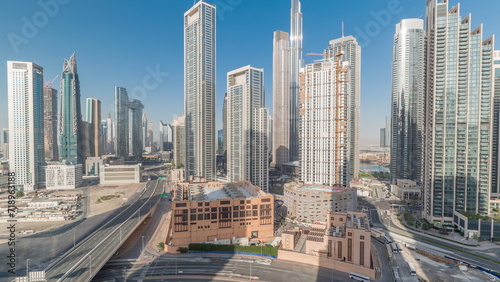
[283,182,357,222]
[281,211,371,268]
[167,178,274,246]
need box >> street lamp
[26,259,30,281]
[249,261,252,281]
[142,235,145,254]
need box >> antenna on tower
[44,74,59,88]
[342,21,345,38]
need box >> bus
[396,243,404,253]
[390,243,399,253]
[349,272,370,282]
[407,262,416,276]
[385,244,393,258]
[384,236,393,244]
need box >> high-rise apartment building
[142,112,148,151]
[59,53,83,165]
[147,120,154,148]
[173,116,186,167]
[85,97,102,157]
[217,129,223,155]
[390,19,425,183]
[491,50,500,198]
[226,66,269,191]
[184,1,216,180]
[115,86,129,158]
[101,119,108,154]
[289,0,303,162]
[43,85,58,161]
[114,86,143,158]
[423,1,495,223]
[299,57,350,187]
[380,128,387,148]
[159,121,173,151]
[273,30,291,166]
[106,112,114,154]
[128,99,144,158]
[2,128,8,144]
[325,36,361,180]
[7,61,45,191]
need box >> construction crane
[44,74,59,88]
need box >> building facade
[59,53,83,165]
[168,179,274,246]
[173,116,186,167]
[226,66,269,192]
[128,99,144,158]
[159,121,173,152]
[423,1,495,223]
[184,1,216,181]
[7,61,45,191]
[272,30,291,166]
[289,0,303,162]
[300,58,350,187]
[85,97,102,157]
[493,50,500,198]
[99,164,142,185]
[390,19,425,184]
[85,157,102,176]
[45,164,82,190]
[114,86,143,159]
[283,182,357,223]
[325,36,361,181]
[43,86,58,161]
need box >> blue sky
[0,0,499,145]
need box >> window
[221,200,230,205]
[176,203,187,208]
[360,242,364,266]
[348,232,352,236]
[338,241,342,259]
[360,235,365,240]
[198,202,203,207]
[348,238,352,261]
[261,198,270,202]
[205,202,210,206]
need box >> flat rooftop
[285,182,349,193]
[175,181,266,202]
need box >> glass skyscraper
[59,53,83,165]
[390,19,425,183]
[423,1,495,223]
[289,0,303,162]
[7,61,45,191]
[184,1,216,180]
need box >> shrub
[177,247,188,253]
[188,243,279,257]
[157,242,165,251]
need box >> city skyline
[3,1,499,145]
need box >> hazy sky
[0,0,499,145]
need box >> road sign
[158,177,166,180]
[161,193,169,197]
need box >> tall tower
[59,53,83,165]
[493,50,500,198]
[227,66,269,191]
[173,116,186,167]
[184,1,216,180]
[106,112,114,154]
[142,112,148,151]
[390,19,425,183]
[7,61,45,191]
[423,0,495,223]
[85,97,102,157]
[325,36,361,180]
[128,99,144,158]
[272,30,291,166]
[44,84,58,161]
[114,86,129,158]
[289,0,303,162]
[300,55,350,187]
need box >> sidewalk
[389,212,500,251]
[144,196,172,257]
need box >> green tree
[16,191,24,197]
[177,247,188,253]
[157,242,165,251]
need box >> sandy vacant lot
[88,183,142,217]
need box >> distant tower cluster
[114,86,144,159]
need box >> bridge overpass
[15,179,164,281]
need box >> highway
[367,201,500,276]
[43,179,163,281]
[94,256,351,282]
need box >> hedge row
[188,243,279,257]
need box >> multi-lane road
[43,179,163,281]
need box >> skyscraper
[147,120,154,148]
[59,53,83,165]
[273,30,291,166]
[101,119,108,154]
[173,116,186,167]
[142,112,148,151]
[226,66,269,191]
[380,128,386,148]
[300,56,350,187]
[85,97,102,157]
[184,1,216,180]
[2,129,8,144]
[491,50,500,198]
[115,86,129,158]
[325,36,361,180]
[423,1,495,222]
[159,121,173,151]
[128,99,144,158]
[390,19,425,183]
[289,0,303,162]
[44,85,58,161]
[7,61,45,191]
[106,112,114,154]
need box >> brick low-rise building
[167,178,274,246]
